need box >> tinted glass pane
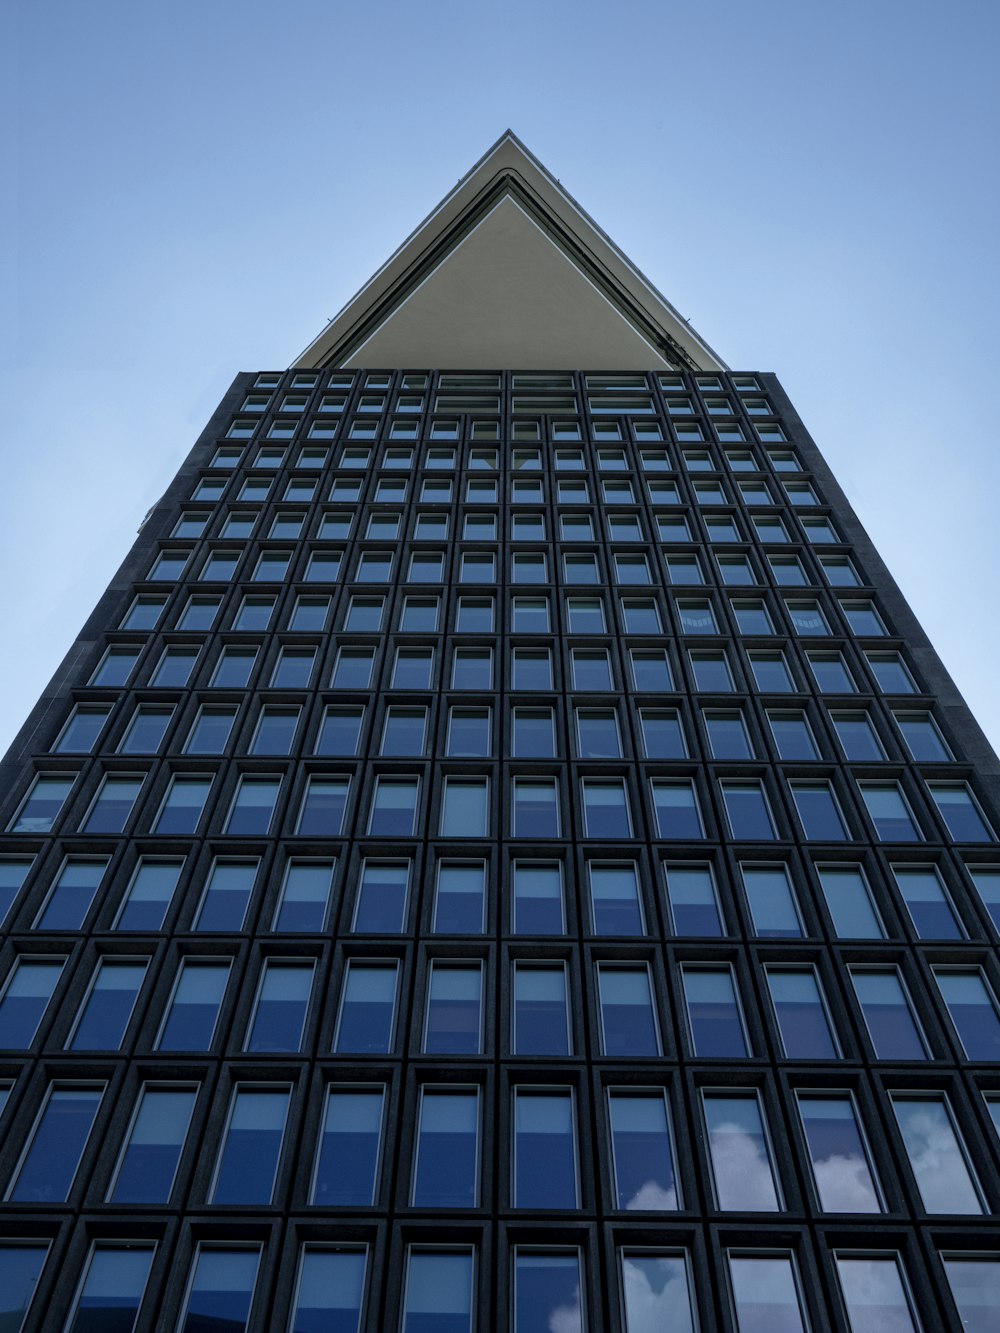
[434,863,486,933]
[38,857,106,929]
[312,1088,384,1206]
[941,1256,1000,1333]
[934,970,1000,1059]
[729,1255,806,1333]
[683,969,747,1056]
[891,1096,982,1213]
[664,865,722,936]
[722,783,776,839]
[194,861,257,931]
[767,969,837,1058]
[514,1253,582,1333]
[741,865,801,937]
[514,966,569,1055]
[892,867,961,938]
[180,1248,259,1333]
[790,783,847,840]
[413,1090,479,1207]
[0,958,64,1047]
[610,1094,678,1210]
[590,864,643,935]
[403,1251,473,1333]
[336,964,397,1053]
[599,967,659,1055]
[211,1088,289,1204]
[355,862,409,933]
[245,962,313,1052]
[157,962,229,1051]
[110,1086,197,1203]
[851,970,926,1059]
[425,965,482,1054]
[817,867,883,938]
[798,1095,880,1213]
[705,1095,779,1210]
[513,864,564,935]
[514,1092,577,1208]
[0,1243,48,1332]
[116,859,182,930]
[10,1085,103,1201]
[621,1252,694,1333]
[70,960,146,1050]
[68,1245,154,1333]
[291,1249,367,1333]
[652,782,702,838]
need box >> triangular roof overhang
[292,132,726,372]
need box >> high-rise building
[1,132,998,1332]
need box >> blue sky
[2,0,999,755]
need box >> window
[663,863,723,936]
[332,646,375,689]
[9,774,75,833]
[433,861,486,933]
[809,875,873,948]
[512,596,550,632]
[91,645,141,686]
[639,709,686,758]
[424,963,484,1056]
[768,554,807,586]
[271,646,316,687]
[185,705,238,755]
[858,781,922,841]
[304,551,342,583]
[720,781,776,841]
[807,651,855,693]
[36,856,107,930]
[941,1255,1000,1329]
[412,1090,480,1208]
[381,706,427,756]
[156,959,230,1051]
[513,1090,578,1207]
[718,554,756,586]
[789,780,849,840]
[513,707,555,758]
[290,1248,368,1332]
[455,596,494,633]
[748,649,794,692]
[704,1092,780,1210]
[892,865,962,938]
[677,598,717,634]
[609,1092,679,1211]
[354,860,409,933]
[665,553,703,585]
[928,782,995,841]
[82,775,143,833]
[767,709,819,760]
[934,968,1000,1059]
[513,1251,583,1333]
[212,645,258,685]
[69,958,147,1050]
[447,707,490,758]
[512,778,560,837]
[311,1085,385,1206]
[867,651,916,694]
[513,863,565,935]
[55,705,112,753]
[571,648,610,690]
[620,1251,694,1330]
[178,1247,260,1333]
[741,864,802,937]
[210,1085,290,1204]
[651,780,703,838]
[452,647,493,689]
[842,600,886,636]
[316,706,364,756]
[335,961,399,1053]
[890,1093,983,1213]
[250,705,300,755]
[114,858,182,931]
[968,866,1000,931]
[192,859,257,932]
[631,649,673,690]
[689,648,733,690]
[108,1084,197,1203]
[224,776,280,835]
[786,599,829,636]
[289,595,329,631]
[200,550,239,581]
[513,964,570,1054]
[273,860,334,932]
[511,553,545,585]
[294,776,349,836]
[619,597,658,632]
[705,709,753,759]
[121,594,167,630]
[402,597,440,631]
[64,1243,155,1333]
[598,965,660,1055]
[0,957,64,1047]
[567,596,606,632]
[440,778,490,837]
[831,710,884,760]
[244,960,314,1053]
[7,1083,104,1202]
[766,967,838,1058]
[850,968,928,1059]
[893,710,951,761]
[367,777,419,836]
[581,779,632,837]
[728,1254,806,1331]
[797,1093,881,1213]
[563,552,599,585]
[589,862,643,934]
[402,1250,475,1333]
[682,967,749,1056]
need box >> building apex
[292,133,725,372]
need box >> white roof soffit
[292,131,726,372]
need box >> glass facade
[0,367,998,1331]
